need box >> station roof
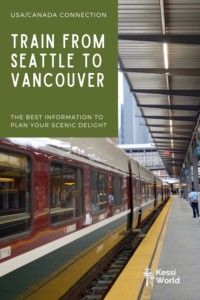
[118,0,200,178]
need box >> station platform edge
[105,197,172,300]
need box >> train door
[154,179,157,207]
[127,160,133,230]
[161,183,164,202]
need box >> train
[0,138,170,299]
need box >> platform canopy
[118,0,200,178]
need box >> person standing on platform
[189,188,199,218]
[108,189,114,217]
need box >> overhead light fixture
[169,119,173,135]
[163,43,168,69]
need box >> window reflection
[0,151,31,239]
[50,162,83,223]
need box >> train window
[50,162,83,224]
[141,181,147,202]
[111,175,122,206]
[0,151,31,239]
[156,184,162,201]
[134,179,140,206]
[147,184,154,201]
[91,171,108,213]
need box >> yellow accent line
[140,201,171,300]
[105,198,172,300]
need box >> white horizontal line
[0,210,130,277]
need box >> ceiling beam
[158,148,186,152]
[150,130,191,135]
[118,34,200,45]
[157,145,188,149]
[161,158,186,161]
[153,136,191,141]
[162,158,185,162]
[156,140,189,143]
[162,159,183,166]
[138,104,200,111]
[162,157,184,161]
[131,89,200,97]
[144,115,196,121]
[148,124,194,128]
[120,68,200,76]
[155,141,189,144]
[159,152,185,155]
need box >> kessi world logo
[143,267,180,287]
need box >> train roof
[4,138,130,173]
[58,138,130,173]
[1,138,162,183]
[138,163,155,183]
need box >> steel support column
[192,141,199,192]
[185,158,192,201]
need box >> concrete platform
[150,195,200,300]
[105,196,200,300]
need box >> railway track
[61,199,168,300]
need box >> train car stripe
[0,209,130,277]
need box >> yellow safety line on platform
[139,202,171,300]
[104,198,173,300]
